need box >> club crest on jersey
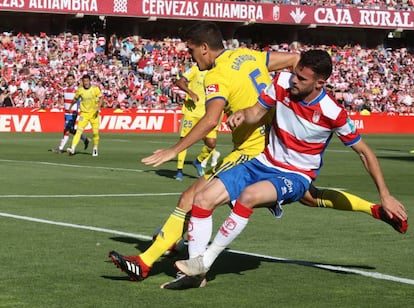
[206,84,219,95]
[283,97,290,106]
[312,111,321,123]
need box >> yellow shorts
[77,111,99,132]
[179,114,220,139]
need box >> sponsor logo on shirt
[206,84,219,95]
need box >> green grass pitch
[0,132,413,307]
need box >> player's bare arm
[141,98,225,167]
[227,102,268,129]
[351,139,408,221]
[175,78,199,102]
[267,51,300,72]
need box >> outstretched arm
[351,139,407,221]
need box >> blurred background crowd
[0,30,412,115]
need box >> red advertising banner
[0,1,412,30]
[349,113,414,134]
[0,109,413,134]
[0,109,182,133]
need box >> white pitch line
[0,193,181,198]
[227,249,414,286]
[0,159,144,172]
[0,211,413,286]
[0,212,151,241]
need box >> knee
[178,189,195,212]
[204,138,216,149]
[238,187,262,208]
[193,190,213,210]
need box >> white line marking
[0,212,151,241]
[0,193,181,198]
[1,212,413,286]
[0,159,144,172]
[226,249,414,286]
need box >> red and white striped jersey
[257,71,361,180]
[63,86,77,112]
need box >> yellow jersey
[75,86,102,114]
[180,65,207,118]
[205,48,271,155]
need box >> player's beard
[290,86,312,102]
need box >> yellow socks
[197,145,214,163]
[177,149,187,170]
[139,207,189,267]
[317,189,374,215]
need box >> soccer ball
[152,226,186,256]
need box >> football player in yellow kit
[67,74,103,157]
[174,64,221,181]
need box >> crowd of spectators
[0,30,412,115]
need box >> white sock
[59,135,69,150]
[203,211,250,269]
[187,215,212,258]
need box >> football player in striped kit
[54,73,89,153]
[172,49,408,285]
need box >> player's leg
[175,167,309,278]
[175,115,192,180]
[76,125,89,149]
[186,180,276,276]
[200,121,220,168]
[90,113,99,156]
[70,114,89,149]
[176,148,187,181]
[189,116,221,174]
[67,114,88,155]
[139,176,208,268]
[109,151,253,281]
[300,184,407,233]
[175,160,262,276]
[109,176,208,280]
[81,134,89,150]
[301,184,373,213]
[141,151,252,269]
[198,142,215,168]
[56,114,73,152]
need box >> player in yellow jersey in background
[67,74,103,157]
[174,64,221,181]
[109,22,407,289]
